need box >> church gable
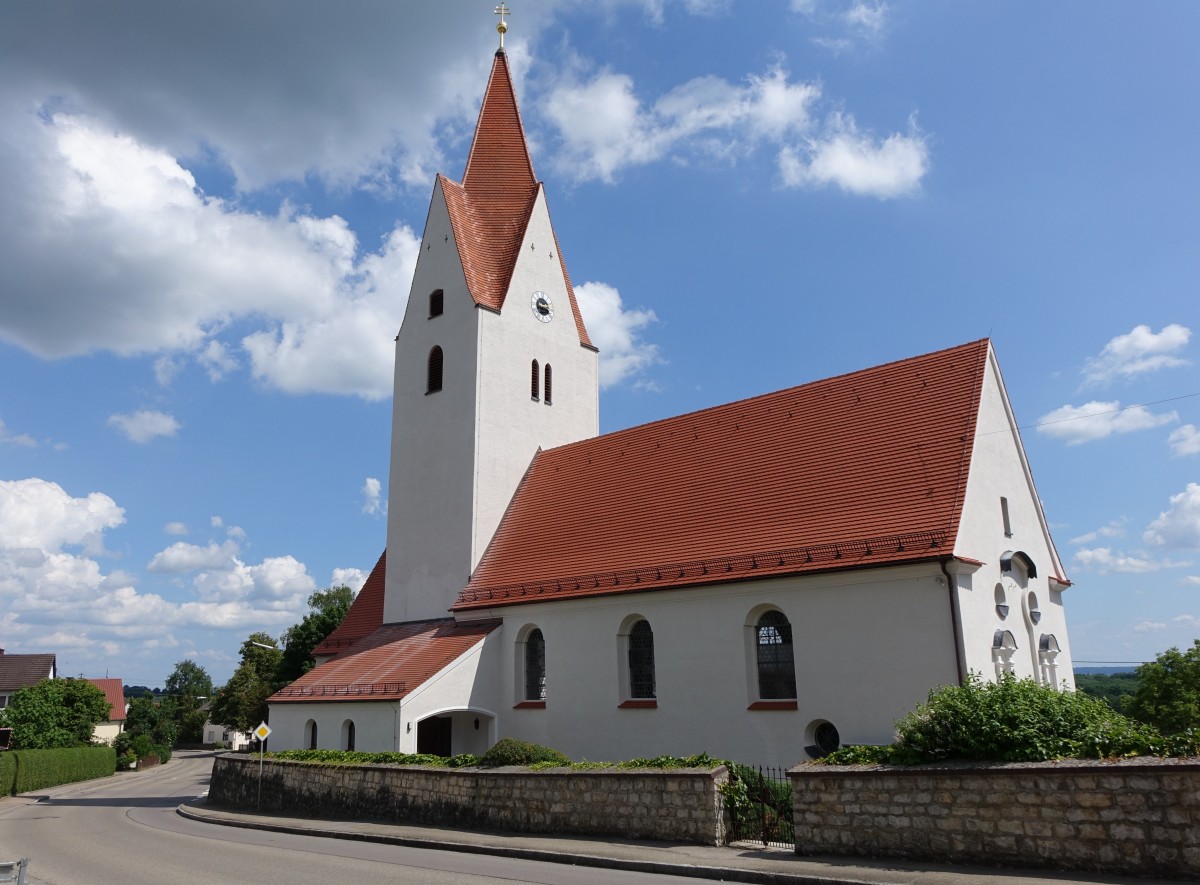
[456,339,991,611]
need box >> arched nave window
[341,719,356,751]
[427,346,443,394]
[993,629,1018,678]
[755,611,797,700]
[525,628,546,701]
[305,719,318,750]
[530,360,540,401]
[628,619,656,699]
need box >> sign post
[253,721,271,811]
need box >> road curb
[176,802,884,885]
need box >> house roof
[453,339,992,610]
[0,652,56,692]
[443,50,593,349]
[269,618,501,704]
[312,551,386,657]
[85,678,126,721]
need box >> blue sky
[1,1,1196,687]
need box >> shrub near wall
[209,754,728,845]
[0,753,15,796]
[10,747,117,794]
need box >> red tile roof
[453,340,991,610]
[85,678,126,721]
[312,551,386,657]
[269,618,501,703]
[446,50,593,349]
[0,653,56,691]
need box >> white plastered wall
[952,344,1075,688]
[459,563,961,768]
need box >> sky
[1,1,1197,687]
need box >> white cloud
[541,61,925,198]
[0,478,124,553]
[1169,424,1200,457]
[332,567,369,592]
[1073,546,1164,574]
[198,340,238,382]
[1144,483,1200,549]
[147,540,240,574]
[164,522,189,536]
[575,281,662,388]
[108,410,181,444]
[0,418,37,448]
[1082,324,1191,386]
[1133,620,1167,632]
[1185,576,1200,587]
[1035,400,1177,445]
[1069,518,1126,546]
[780,113,927,198]
[361,477,384,516]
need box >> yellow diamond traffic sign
[253,722,272,741]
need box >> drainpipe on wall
[940,556,967,685]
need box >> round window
[814,722,840,756]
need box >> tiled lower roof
[85,677,126,721]
[312,551,385,657]
[454,340,990,611]
[269,618,500,704]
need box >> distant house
[201,702,251,750]
[85,678,127,745]
[0,648,56,710]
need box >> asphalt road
[0,751,720,885]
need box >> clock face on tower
[531,291,554,323]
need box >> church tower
[383,42,599,624]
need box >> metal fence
[725,765,794,849]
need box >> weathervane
[495,3,510,49]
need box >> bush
[479,737,570,767]
[823,674,1184,765]
[267,749,481,768]
[0,752,15,795]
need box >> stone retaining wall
[209,754,728,845]
[789,757,1200,880]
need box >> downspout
[940,556,967,685]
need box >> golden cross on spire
[494,3,510,49]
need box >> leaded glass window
[755,610,796,699]
[628,620,656,699]
[525,629,546,700]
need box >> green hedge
[0,752,15,795]
[9,746,116,794]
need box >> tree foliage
[0,679,111,750]
[276,586,354,685]
[163,659,214,743]
[1074,672,1140,711]
[124,696,179,749]
[1126,640,1200,735]
[209,632,282,733]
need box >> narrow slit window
[427,346,443,393]
[628,619,656,699]
[755,611,797,699]
[531,360,540,401]
[1000,496,1012,537]
[544,364,553,405]
[429,289,444,317]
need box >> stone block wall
[209,754,727,845]
[789,758,1200,880]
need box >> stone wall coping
[788,754,1200,778]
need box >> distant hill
[1074,666,1138,675]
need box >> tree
[1126,640,1200,734]
[276,585,355,685]
[164,659,214,743]
[209,632,282,733]
[0,678,110,749]
[124,695,179,749]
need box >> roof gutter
[940,555,967,685]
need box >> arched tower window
[628,619,656,699]
[543,364,553,405]
[530,360,540,401]
[429,289,444,317]
[427,346,443,393]
[755,611,796,699]
[525,628,546,700]
[305,719,318,750]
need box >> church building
[267,31,1074,767]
